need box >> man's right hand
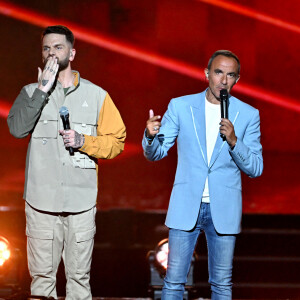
[146,109,161,138]
[38,56,59,93]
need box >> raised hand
[38,56,59,93]
[146,109,161,138]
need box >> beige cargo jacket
[8,71,126,213]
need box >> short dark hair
[207,50,240,74]
[42,25,75,47]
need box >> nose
[221,74,227,85]
[49,47,56,56]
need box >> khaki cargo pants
[25,202,96,300]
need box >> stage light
[0,236,23,298]
[155,239,169,271]
[0,237,11,266]
[147,238,196,300]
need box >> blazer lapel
[209,134,224,168]
[209,96,240,168]
[190,92,208,166]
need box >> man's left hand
[59,130,84,148]
[220,118,237,148]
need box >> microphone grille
[59,106,69,116]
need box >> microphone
[220,89,228,141]
[59,106,74,156]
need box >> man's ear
[204,68,209,79]
[235,75,240,83]
[69,48,76,61]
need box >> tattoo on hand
[74,132,83,148]
[42,80,49,86]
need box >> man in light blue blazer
[142,50,263,299]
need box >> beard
[57,55,70,71]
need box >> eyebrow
[214,69,237,76]
[43,43,65,48]
[214,68,223,73]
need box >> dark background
[0,0,300,298]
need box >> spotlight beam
[197,0,300,35]
[0,1,203,80]
[0,100,11,118]
[0,1,299,112]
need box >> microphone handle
[61,115,74,156]
[69,147,74,156]
[67,140,74,156]
[220,99,228,141]
[221,99,228,119]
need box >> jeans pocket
[26,227,54,274]
[75,227,96,274]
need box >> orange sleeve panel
[80,93,126,159]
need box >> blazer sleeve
[229,108,263,178]
[142,98,179,161]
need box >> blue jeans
[162,203,236,300]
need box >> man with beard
[142,50,263,299]
[8,25,126,299]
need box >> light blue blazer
[142,90,263,234]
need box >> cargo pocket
[72,111,97,137]
[26,227,54,274]
[75,227,96,274]
[71,121,97,169]
[71,152,96,169]
[32,119,58,139]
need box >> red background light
[0,0,299,214]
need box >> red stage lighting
[197,0,300,35]
[0,1,299,112]
[0,99,11,118]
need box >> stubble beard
[57,56,70,71]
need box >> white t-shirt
[202,97,220,203]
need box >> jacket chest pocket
[71,112,97,136]
[73,123,96,136]
[32,98,59,138]
[32,119,58,138]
